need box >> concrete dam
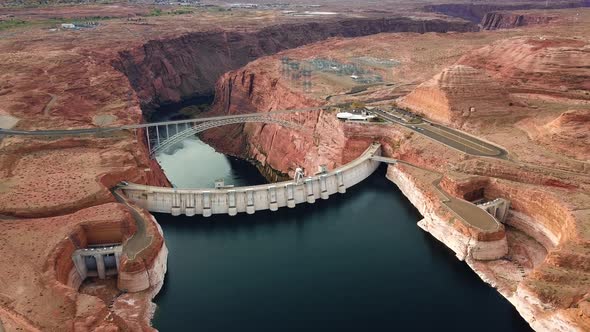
[120,143,382,217]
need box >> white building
[336,111,375,122]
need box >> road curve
[371,108,507,158]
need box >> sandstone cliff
[398,64,509,128]
[114,16,477,112]
[480,11,556,30]
[458,37,590,96]
[424,1,590,23]
[399,35,590,162]
[0,203,165,331]
[202,36,590,330]
[523,109,590,160]
[202,58,390,180]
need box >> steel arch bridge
[147,116,306,156]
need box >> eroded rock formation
[1,4,589,331]
[424,1,590,23]
[115,16,477,112]
[398,64,509,128]
[458,37,590,96]
[201,26,590,330]
[480,11,556,30]
[0,203,165,331]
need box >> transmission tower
[301,65,312,93]
[281,57,291,77]
[290,62,300,81]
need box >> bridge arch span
[149,116,306,156]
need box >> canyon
[199,10,590,331]
[0,2,589,331]
[115,15,476,111]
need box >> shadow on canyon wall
[113,16,478,114]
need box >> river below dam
[151,137,532,331]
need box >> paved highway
[112,188,153,261]
[371,108,507,158]
[0,105,329,137]
[0,104,507,161]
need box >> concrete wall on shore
[121,143,382,217]
[118,241,168,293]
[386,165,507,261]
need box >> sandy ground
[272,9,590,171]
[0,114,18,129]
[0,2,588,330]
[205,7,590,329]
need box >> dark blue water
[152,139,531,332]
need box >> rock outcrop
[0,203,166,331]
[398,64,509,128]
[424,1,590,23]
[480,11,556,30]
[387,165,508,261]
[202,56,397,180]
[202,30,590,330]
[534,109,590,160]
[458,37,590,95]
[115,16,477,112]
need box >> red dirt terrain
[0,2,492,330]
[201,8,590,331]
[0,2,589,331]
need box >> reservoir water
[152,137,532,331]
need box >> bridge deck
[0,106,326,136]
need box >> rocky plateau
[0,2,589,331]
[200,9,590,331]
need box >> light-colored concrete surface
[477,198,510,223]
[112,189,153,261]
[72,245,122,280]
[121,143,382,217]
[371,108,507,158]
[441,191,501,231]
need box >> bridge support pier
[156,125,160,146]
[145,127,151,152]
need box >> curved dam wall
[121,143,381,217]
